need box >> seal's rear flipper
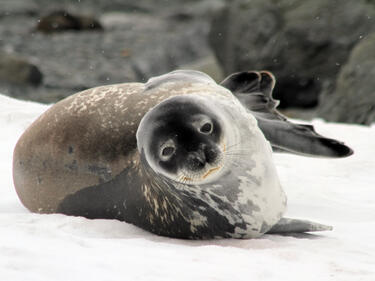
[220,71,353,158]
[266,218,333,234]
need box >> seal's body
[13,70,351,239]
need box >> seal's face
[137,95,226,184]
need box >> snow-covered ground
[0,94,374,281]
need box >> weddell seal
[13,70,353,239]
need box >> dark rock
[0,53,43,86]
[79,15,103,30]
[318,33,375,125]
[209,0,375,108]
[0,0,223,103]
[36,10,103,33]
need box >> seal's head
[137,95,228,184]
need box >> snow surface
[0,94,374,281]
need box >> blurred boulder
[209,0,375,108]
[318,33,375,125]
[0,0,220,103]
[0,53,43,86]
[36,10,103,33]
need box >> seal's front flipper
[220,71,353,158]
[267,218,333,234]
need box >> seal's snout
[186,142,220,172]
[187,151,206,171]
[204,145,219,164]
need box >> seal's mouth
[198,141,226,181]
[202,166,221,179]
[180,164,223,183]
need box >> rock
[318,33,375,125]
[78,15,103,30]
[0,1,219,103]
[36,10,103,33]
[0,53,43,86]
[209,0,375,108]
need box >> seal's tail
[220,71,353,158]
[266,218,333,234]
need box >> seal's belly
[198,167,286,238]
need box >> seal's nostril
[205,146,218,163]
[187,152,206,170]
[195,158,205,167]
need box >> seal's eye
[200,122,213,134]
[160,140,175,161]
[162,146,174,156]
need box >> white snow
[0,94,374,281]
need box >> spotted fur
[13,70,335,239]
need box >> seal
[12,70,352,239]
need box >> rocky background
[1,0,374,124]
